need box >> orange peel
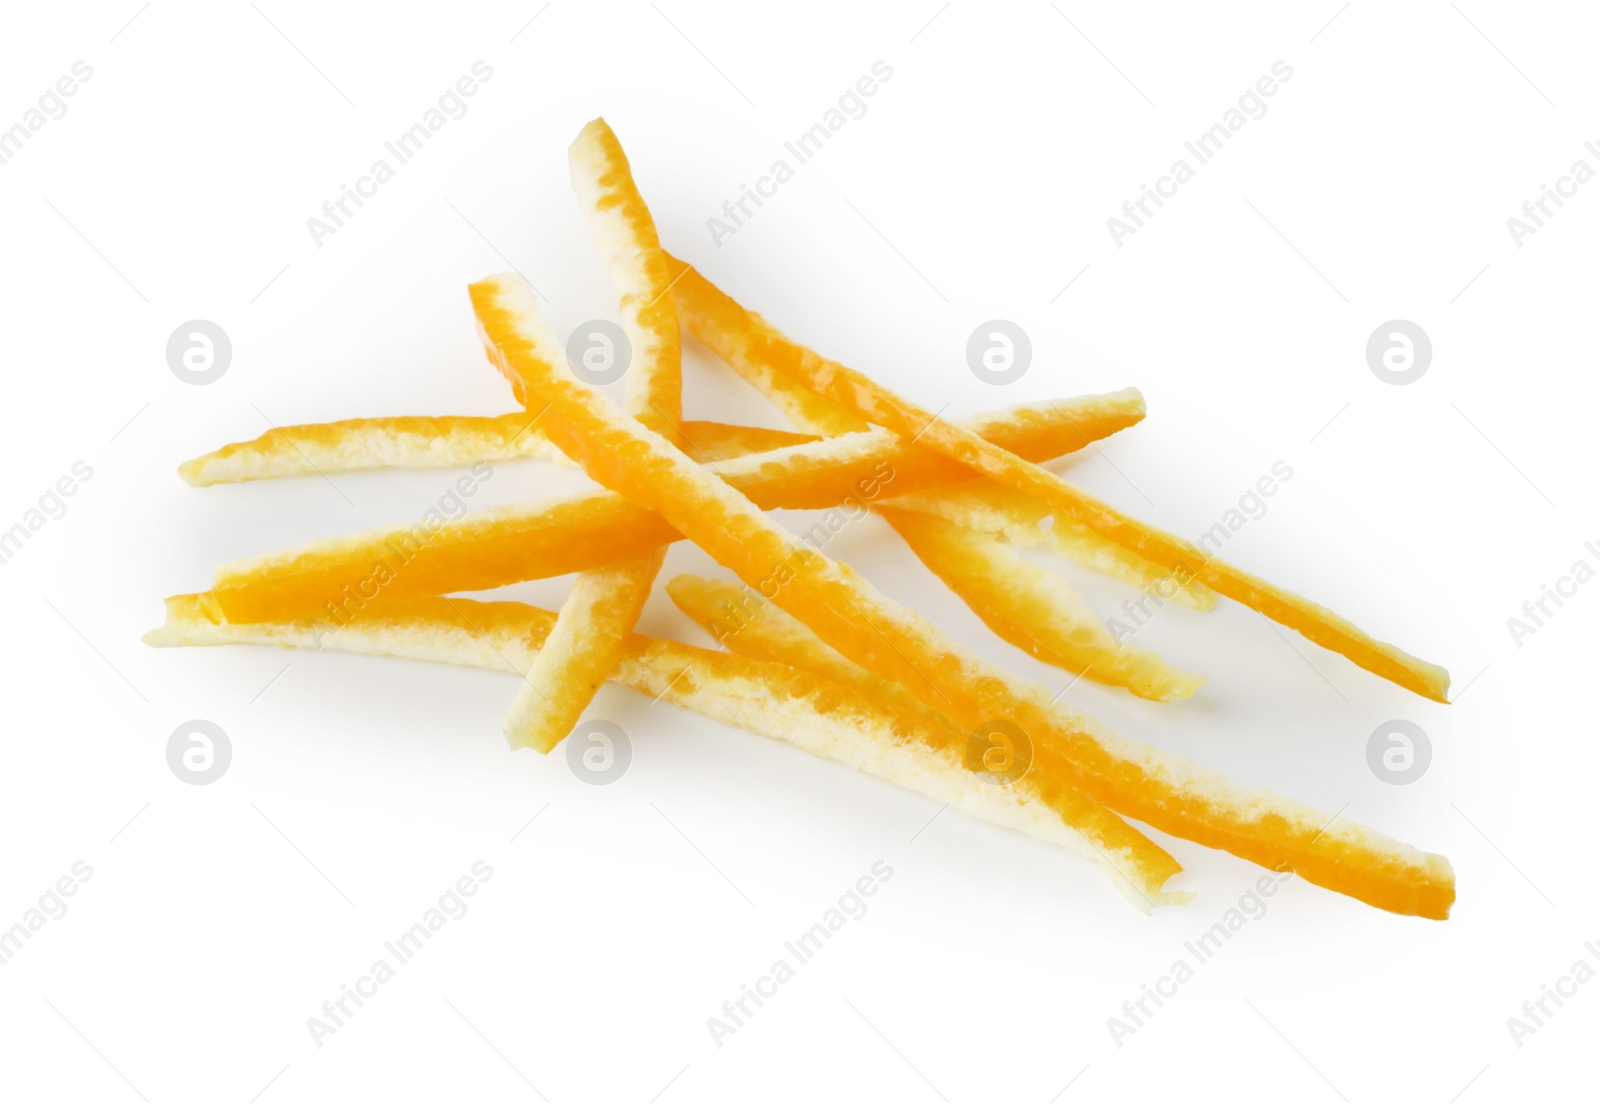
[178,412,563,486]
[669,255,867,437]
[145,593,1187,911]
[672,258,1205,694]
[876,506,1205,702]
[668,572,928,714]
[666,574,1453,919]
[503,547,665,752]
[201,392,1144,625]
[664,569,1192,904]
[669,261,1451,704]
[470,270,1453,917]
[565,118,683,435]
[177,414,813,486]
[882,478,1217,611]
[501,118,682,752]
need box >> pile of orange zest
[669,261,1452,704]
[673,261,1204,698]
[501,118,682,752]
[178,413,814,486]
[144,592,1185,910]
[472,271,1454,918]
[667,574,1453,919]
[199,393,1143,625]
[882,478,1217,611]
[674,234,1178,618]
[876,506,1205,702]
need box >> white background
[0,1,1593,1103]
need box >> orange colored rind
[146,593,1186,911]
[663,573,1187,908]
[883,479,1217,612]
[567,118,683,436]
[667,253,868,437]
[676,265,1202,698]
[201,394,1142,625]
[178,412,563,486]
[471,271,1453,917]
[669,261,1451,704]
[876,506,1205,702]
[501,118,682,752]
[178,415,814,486]
[665,574,1453,919]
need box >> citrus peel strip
[666,574,1453,918]
[669,261,1450,704]
[471,270,1453,917]
[883,478,1217,611]
[145,593,1185,911]
[201,393,1143,625]
[876,506,1206,702]
[501,118,682,752]
[671,257,1203,697]
[663,574,1187,907]
[178,415,813,486]
[668,255,868,437]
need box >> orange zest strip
[177,414,813,486]
[669,262,1451,704]
[567,118,683,435]
[501,118,682,752]
[667,574,1453,919]
[503,547,665,751]
[201,393,1143,625]
[145,593,1184,911]
[667,573,930,714]
[668,254,868,436]
[665,573,1188,909]
[876,506,1205,702]
[472,271,1454,917]
[672,252,1204,694]
[668,247,1214,621]
[882,478,1217,612]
